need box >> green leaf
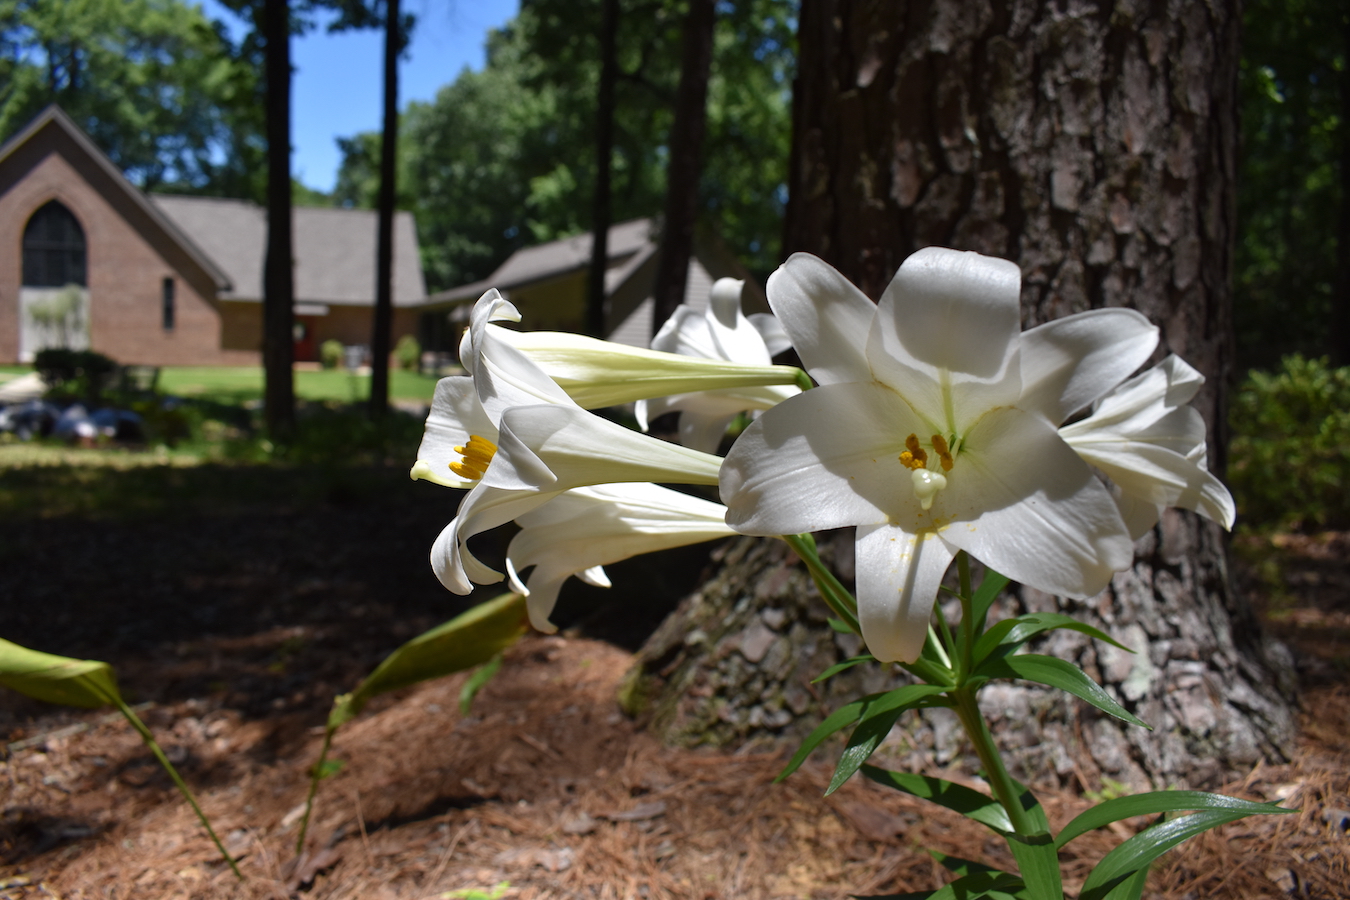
[859,765,1013,834]
[1056,790,1294,848]
[828,617,855,633]
[977,654,1150,729]
[1101,864,1150,900]
[1005,830,1061,900]
[1080,809,1264,900]
[813,654,876,683]
[776,696,869,782]
[0,637,122,709]
[827,685,950,794]
[341,592,529,723]
[972,613,1129,665]
[929,851,999,877]
[314,758,345,780]
[921,870,1027,900]
[970,570,1011,635]
[459,654,504,715]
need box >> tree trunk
[586,0,619,339]
[369,0,400,419]
[651,0,716,336]
[262,0,295,437]
[629,0,1297,790]
[1331,11,1350,368]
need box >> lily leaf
[1005,830,1061,900]
[1057,790,1294,848]
[827,685,950,794]
[459,654,504,715]
[1080,809,1266,900]
[0,638,120,709]
[970,570,1011,636]
[976,654,1150,729]
[973,613,1129,665]
[813,654,876,683]
[859,765,1013,834]
[777,696,869,782]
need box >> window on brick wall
[22,201,87,287]
[162,278,175,331]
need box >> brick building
[0,106,426,367]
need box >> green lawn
[158,367,443,404]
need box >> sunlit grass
[159,367,441,404]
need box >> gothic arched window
[22,201,87,288]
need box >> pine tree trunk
[262,0,295,437]
[628,0,1297,790]
[586,0,619,339]
[369,0,400,419]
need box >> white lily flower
[635,278,801,453]
[505,483,737,632]
[414,288,725,597]
[720,250,1158,664]
[1059,355,1236,539]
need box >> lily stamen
[899,433,929,471]
[450,434,498,481]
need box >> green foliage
[393,333,420,370]
[320,339,345,370]
[33,347,118,403]
[0,0,267,200]
[1234,0,1346,369]
[332,0,794,291]
[1228,354,1350,529]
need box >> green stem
[951,688,1035,837]
[115,699,244,881]
[957,552,974,677]
[782,533,860,634]
[793,368,815,392]
[295,724,336,855]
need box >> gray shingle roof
[152,195,427,306]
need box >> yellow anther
[931,434,954,472]
[899,433,928,470]
[449,434,498,481]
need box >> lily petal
[767,253,875,386]
[1068,437,1236,534]
[430,483,561,594]
[749,312,793,358]
[868,248,1023,430]
[411,376,498,488]
[856,523,954,663]
[1019,309,1158,424]
[720,381,927,535]
[484,405,724,493]
[938,406,1134,600]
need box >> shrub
[34,348,118,404]
[394,334,421,371]
[320,340,345,370]
[1228,354,1350,530]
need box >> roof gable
[0,105,231,294]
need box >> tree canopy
[0,0,267,199]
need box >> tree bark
[369,0,400,419]
[651,0,716,336]
[630,0,1297,790]
[586,0,619,339]
[1331,11,1350,368]
[262,0,295,437]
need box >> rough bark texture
[628,0,1298,790]
[262,0,295,437]
[651,0,716,336]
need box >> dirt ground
[0,451,1347,899]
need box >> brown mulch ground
[0,451,1347,899]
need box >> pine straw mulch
[1,629,1347,900]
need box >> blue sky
[200,0,519,193]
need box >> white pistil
[911,468,948,510]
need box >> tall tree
[631,0,1296,789]
[0,0,265,200]
[261,0,296,437]
[585,0,619,338]
[651,0,715,334]
[368,0,404,419]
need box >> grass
[158,366,442,404]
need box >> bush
[394,334,421,371]
[1228,354,1350,530]
[320,340,345,370]
[34,348,118,404]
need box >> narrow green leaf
[347,592,528,716]
[828,617,855,633]
[1101,864,1150,900]
[1005,830,1062,900]
[813,654,876,683]
[972,613,1129,664]
[776,696,869,782]
[1080,810,1259,900]
[918,870,1026,900]
[859,765,1013,833]
[459,654,504,715]
[977,654,1150,729]
[314,758,345,780]
[827,685,950,794]
[0,638,121,708]
[1056,790,1295,848]
[929,851,999,877]
[970,570,1011,635]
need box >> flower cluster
[413,251,1234,661]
